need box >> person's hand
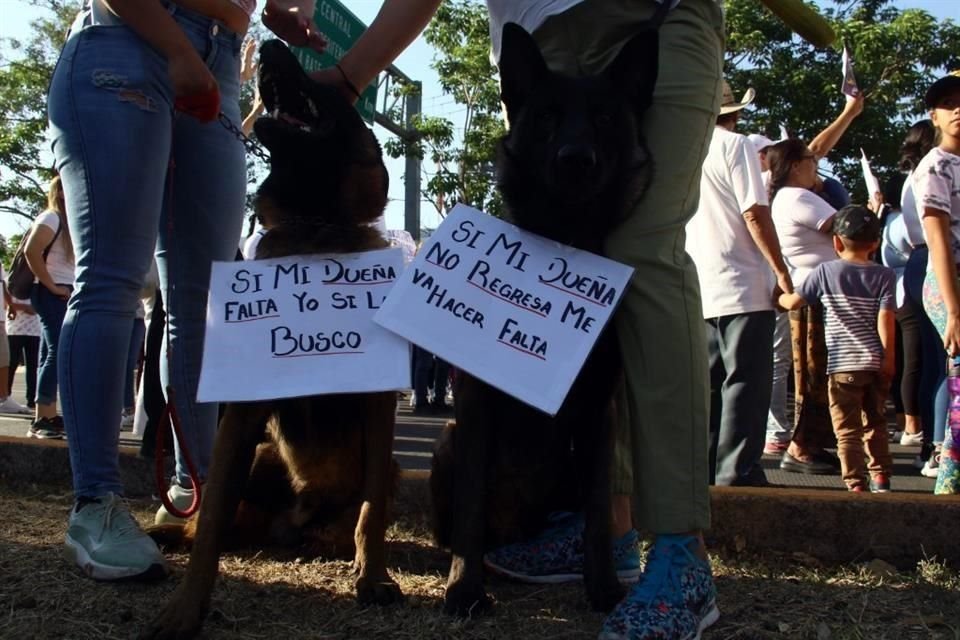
[776,271,794,296]
[945,312,960,357]
[868,190,884,213]
[49,284,71,301]
[240,38,258,84]
[169,49,220,122]
[262,0,327,52]
[843,93,865,118]
[6,308,15,322]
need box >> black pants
[8,334,40,404]
[139,292,171,459]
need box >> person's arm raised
[807,94,864,160]
[309,0,443,103]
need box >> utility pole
[374,66,422,241]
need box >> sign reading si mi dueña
[197,248,410,403]
[373,204,634,415]
[293,0,377,124]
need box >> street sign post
[293,0,377,123]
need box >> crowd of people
[3,0,959,638]
[685,74,960,497]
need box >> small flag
[778,124,790,140]
[860,148,880,200]
[841,43,860,99]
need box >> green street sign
[293,0,377,124]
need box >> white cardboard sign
[374,204,634,415]
[197,248,410,402]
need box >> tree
[0,0,74,224]
[726,0,960,201]
[383,0,505,220]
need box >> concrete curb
[3,437,958,566]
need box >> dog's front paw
[355,575,404,605]
[443,580,492,617]
[139,594,207,640]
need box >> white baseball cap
[748,133,775,153]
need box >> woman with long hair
[894,120,944,476]
[47,0,332,582]
[23,174,75,439]
[767,138,840,475]
[915,74,960,493]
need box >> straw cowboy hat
[720,80,756,115]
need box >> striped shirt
[798,259,895,375]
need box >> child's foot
[868,474,891,493]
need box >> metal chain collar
[218,111,271,163]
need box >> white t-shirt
[6,296,41,337]
[242,228,266,260]
[32,211,75,286]
[486,0,680,62]
[771,187,837,287]
[913,147,960,270]
[899,170,926,248]
[686,126,771,318]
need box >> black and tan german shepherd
[142,40,401,640]
[430,23,660,616]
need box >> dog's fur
[430,23,660,616]
[142,40,401,640]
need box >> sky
[2,0,960,241]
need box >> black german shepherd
[142,40,401,640]
[430,23,660,616]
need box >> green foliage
[726,0,960,202]
[383,0,505,218]
[0,0,74,224]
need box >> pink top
[228,0,256,18]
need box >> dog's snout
[556,145,597,172]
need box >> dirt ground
[1,483,958,640]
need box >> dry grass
[1,483,958,640]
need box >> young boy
[779,204,896,492]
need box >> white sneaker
[900,432,924,447]
[65,492,168,581]
[154,480,201,525]
[0,396,32,415]
[119,408,134,430]
[921,452,941,478]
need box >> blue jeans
[766,312,792,444]
[31,285,71,406]
[912,249,948,445]
[48,4,246,497]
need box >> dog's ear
[498,23,549,120]
[604,31,660,113]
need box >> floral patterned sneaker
[598,535,719,640]
[483,512,642,584]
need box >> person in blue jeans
[48,0,327,581]
[24,175,75,440]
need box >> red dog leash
[152,90,218,518]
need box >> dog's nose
[556,145,597,172]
